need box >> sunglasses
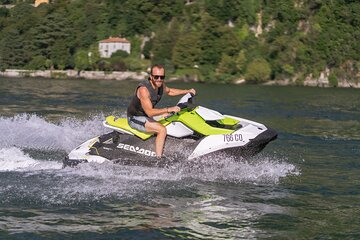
[152,75,165,81]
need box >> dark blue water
[0,78,359,239]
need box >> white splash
[0,147,62,171]
[0,113,106,152]
[168,154,300,184]
[0,113,299,204]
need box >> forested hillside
[0,0,359,85]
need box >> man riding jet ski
[64,93,277,167]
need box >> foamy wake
[61,153,300,185]
[26,155,298,204]
[0,113,107,152]
[0,147,62,171]
[0,113,108,172]
[0,113,299,188]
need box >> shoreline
[1,69,359,88]
[0,69,148,81]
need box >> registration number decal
[223,134,243,143]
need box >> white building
[99,37,131,58]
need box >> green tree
[142,39,152,60]
[50,39,72,70]
[71,0,102,49]
[27,55,47,70]
[204,0,225,22]
[172,31,201,69]
[225,0,260,24]
[0,8,10,32]
[9,2,33,22]
[109,56,127,71]
[328,72,338,87]
[0,7,9,18]
[217,54,237,75]
[123,0,155,35]
[111,50,129,58]
[0,28,27,68]
[0,1,16,4]
[235,50,247,74]
[128,35,142,58]
[74,45,100,71]
[199,14,239,67]
[245,58,271,83]
[198,14,223,65]
[74,49,90,71]
[27,9,72,60]
[268,35,299,79]
[151,19,181,70]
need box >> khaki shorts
[127,116,154,132]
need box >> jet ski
[64,93,277,167]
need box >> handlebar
[176,93,196,111]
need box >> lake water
[0,78,359,239]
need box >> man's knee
[158,125,167,135]
[146,122,166,134]
[152,123,166,135]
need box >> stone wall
[303,68,360,88]
[0,69,147,81]
[1,69,359,88]
[262,68,360,88]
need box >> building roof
[99,37,130,43]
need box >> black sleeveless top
[127,80,164,118]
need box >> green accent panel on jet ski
[217,117,239,126]
[161,108,187,123]
[106,116,153,140]
[177,111,234,135]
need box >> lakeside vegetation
[0,0,359,85]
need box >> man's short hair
[151,64,165,75]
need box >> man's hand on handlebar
[188,88,196,96]
[168,106,180,113]
[163,106,181,118]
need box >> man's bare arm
[165,85,196,96]
[137,87,179,117]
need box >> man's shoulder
[137,85,150,98]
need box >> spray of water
[0,147,62,171]
[0,113,106,151]
[0,113,107,172]
[0,113,300,204]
